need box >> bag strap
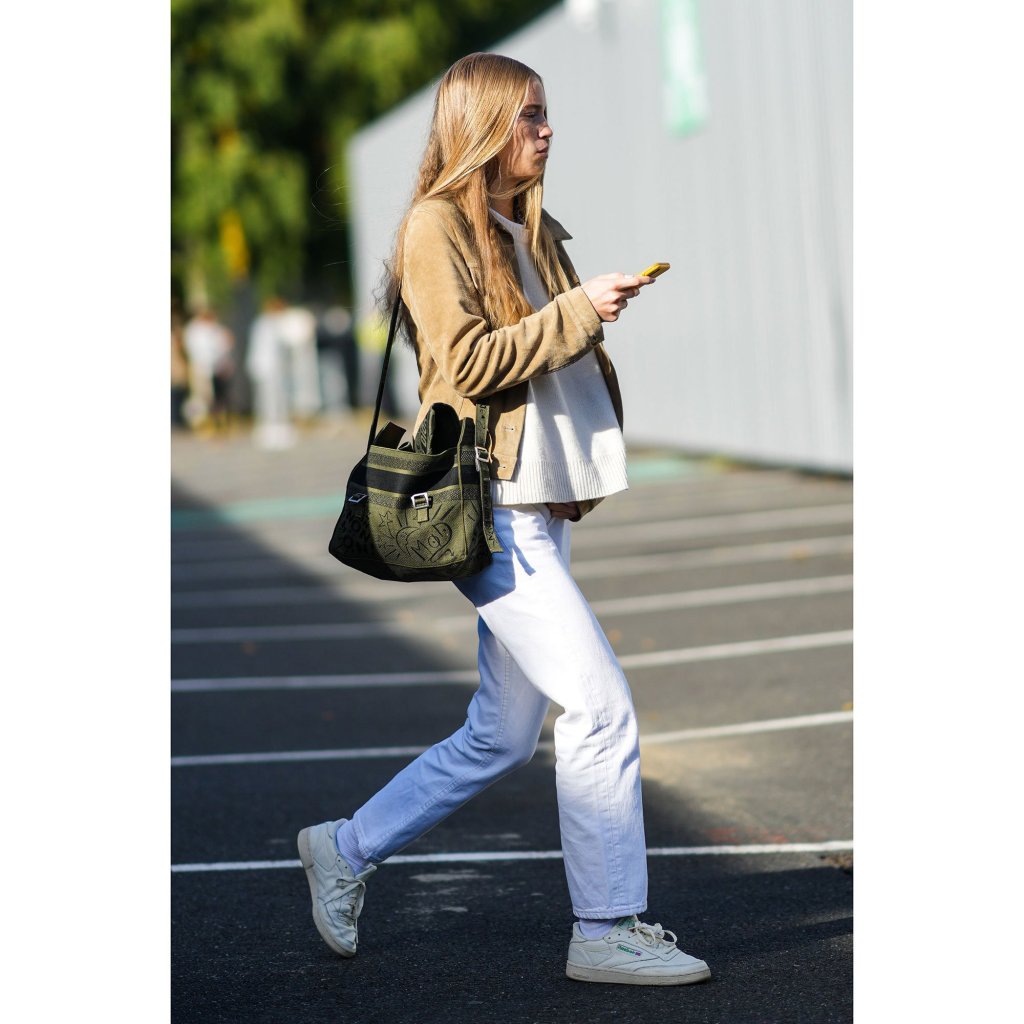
[369,297,501,554]
[474,401,502,554]
[365,297,405,452]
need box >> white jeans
[349,504,648,918]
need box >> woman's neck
[490,194,516,221]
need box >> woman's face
[497,79,552,186]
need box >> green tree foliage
[172,0,559,309]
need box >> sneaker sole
[297,827,356,958]
[566,962,712,986]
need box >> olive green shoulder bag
[328,298,503,582]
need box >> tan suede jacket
[400,197,624,520]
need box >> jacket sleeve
[574,496,605,520]
[401,202,605,400]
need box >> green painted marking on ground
[171,494,346,530]
[170,455,710,530]
[627,456,706,482]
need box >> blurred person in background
[297,53,710,988]
[278,301,321,423]
[316,303,361,425]
[182,305,235,431]
[246,296,296,450]
[170,304,189,429]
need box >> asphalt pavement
[171,416,853,1024]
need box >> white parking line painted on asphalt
[617,630,853,670]
[173,581,437,608]
[170,629,852,693]
[170,575,853,644]
[578,504,853,545]
[170,840,854,873]
[572,536,852,580]
[173,744,430,766]
[638,709,853,745]
[172,619,428,643]
[171,669,481,693]
[171,536,854,608]
[169,504,853,581]
[170,710,853,767]
[591,575,852,616]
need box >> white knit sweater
[489,208,628,506]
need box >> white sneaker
[297,819,375,957]
[566,916,712,986]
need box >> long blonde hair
[384,53,573,337]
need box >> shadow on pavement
[171,481,852,1024]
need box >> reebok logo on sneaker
[617,944,643,957]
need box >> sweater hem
[492,456,629,506]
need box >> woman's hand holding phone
[581,264,668,322]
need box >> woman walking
[298,52,710,987]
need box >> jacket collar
[541,210,573,241]
[490,208,574,242]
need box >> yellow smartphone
[638,262,670,279]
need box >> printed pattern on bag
[328,425,493,581]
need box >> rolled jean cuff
[573,902,648,919]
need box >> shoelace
[631,921,678,948]
[333,876,364,915]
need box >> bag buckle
[411,492,432,523]
[474,446,490,468]
[348,492,368,504]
